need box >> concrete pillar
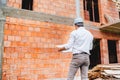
[0,0,7,6]
[117,40,120,63]
[75,0,80,18]
[0,9,6,80]
[100,39,109,64]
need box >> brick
[8,36,14,41]
[34,37,40,42]
[11,30,19,36]
[9,76,17,80]
[25,32,31,37]
[15,25,22,30]
[2,64,10,70]
[6,58,14,64]
[18,53,24,58]
[28,27,34,31]
[21,26,28,31]
[4,41,11,47]
[31,53,38,59]
[10,52,18,58]
[19,31,26,36]
[28,37,34,42]
[9,18,17,23]
[4,30,11,35]
[14,3,19,8]
[4,24,9,29]
[34,27,40,32]
[25,53,31,58]
[3,52,11,58]
[4,47,15,53]
[14,36,21,41]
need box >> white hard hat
[74,18,83,24]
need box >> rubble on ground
[88,64,120,80]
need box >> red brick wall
[7,0,21,9]
[7,0,77,18]
[99,0,119,24]
[7,0,119,24]
[3,17,120,80]
[3,17,75,80]
[4,0,120,80]
[106,0,119,19]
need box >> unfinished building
[0,0,120,80]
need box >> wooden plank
[88,64,120,80]
[104,70,120,75]
[113,75,120,78]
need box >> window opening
[22,0,33,10]
[84,0,100,22]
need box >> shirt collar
[77,27,85,30]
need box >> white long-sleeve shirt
[64,27,93,55]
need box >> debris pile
[88,64,120,80]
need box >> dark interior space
[108,40,118,63]
[83,0,100,22]
[89,39,101,69]
[22,0,33,10]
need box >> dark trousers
[67,53,90,80]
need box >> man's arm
[58,32,75,52]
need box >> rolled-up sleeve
[64,31,75,49]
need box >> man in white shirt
[58,18,93,80]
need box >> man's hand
[56,45,66,52]
[58,47,66,52]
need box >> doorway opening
[89,39,101,69]
[108,40,118,63]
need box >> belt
[73,52,88,56]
